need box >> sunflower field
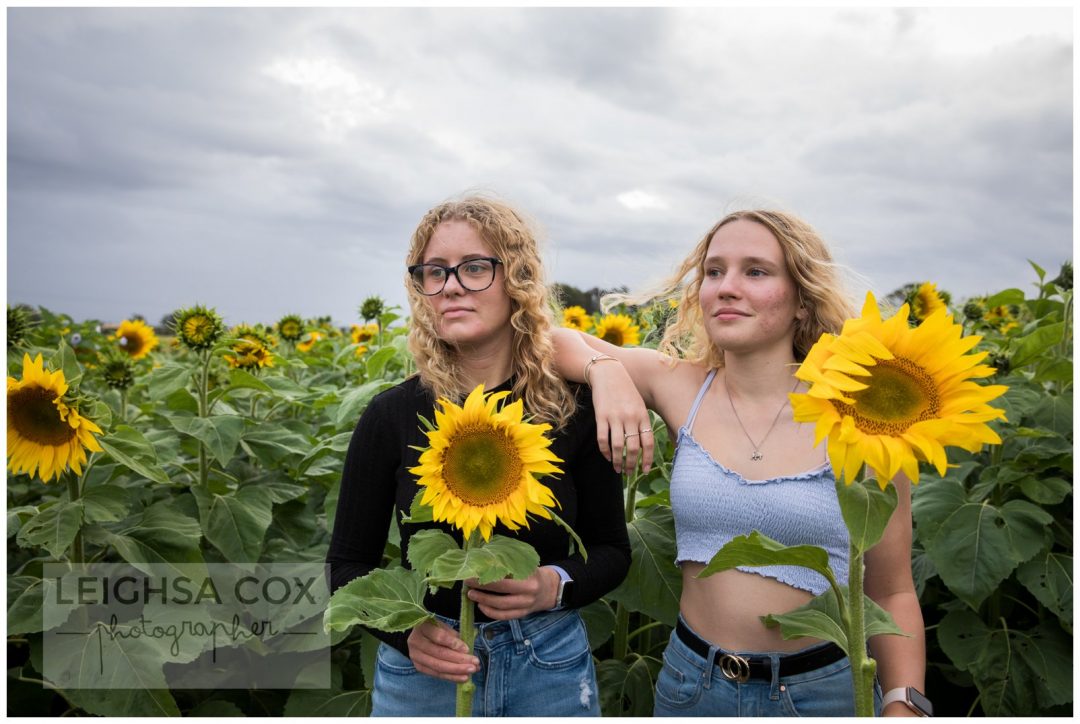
[7,264,1072,717]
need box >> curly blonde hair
[608,209,856,368]
[405,195,576,428]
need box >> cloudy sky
[7,6,1073,328]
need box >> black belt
[675,619,845,682]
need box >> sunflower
[409,384,564,542]
[8,305,35,349]
[790,292,1007,487]
[351,323,379,346]
[277,314,304,342]
[225,339,274,371]
[983,305,1019,334]
[909,282,947,322]
[360,296,385,322]
[593,313,640,347]
[296,331,324,353]
[173,305,224,351]
[114,319,159,360]
[100,353,135,390]
[562,306,591,332]
[8,353,103,483]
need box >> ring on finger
[639,428,653,434]
[624,431,640,440]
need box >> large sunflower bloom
[8,354,103,483]
[296,331,323,353]
[351,323,379,346]
[225,340,274,371]
[593,313,640,347]
[562,306,591,332]
[410,385,564,542]
[114,319,158,360]
[790,292,1007,487]
[910,282,947,322]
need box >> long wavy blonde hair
[609,209,856,368]
[405,195,576,428]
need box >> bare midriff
[679,562,825,653]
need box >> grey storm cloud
[7,6,1073,327]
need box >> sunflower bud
[360,296,385,322]
[173,305,225,351]
[963,302,984,322]
[100,352,136,390]
[988,353,1011,376]
[7,305,35,349]
[276,314,304,342]
[1052,261,1072,292]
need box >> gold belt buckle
[719,653,751,683]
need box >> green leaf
[400,488,434,524]
[548,508,588,561]
[6,576,74,635]
[17,500,84,559]
[283,689,372,717]
[191,485,274,562]
[1032,356,1073,384]
[365,346,398,379]
[146,362,192,401]
[81,485,132,523]
[407,529,460,576]
[762,585,908,655]
[983,288,1026,308]
[1011,321,1065,368]
[45,628,180,716]
[105,499,206,578]
[261,480,308,504]
[242,425,313,465]
[926,494,1052,609]
[606,505,681,627]
[1028,394,1072,437]
[335,380,396,429]
[1016,551,1072,630]
[835,476,898,554]
[579,598,616,651]
[699,531,835,587]
[937,610,1070,715]
[51,340,83,388]
[7,504,38,539]
[427,535,540,587]
[597,654,657,716]
[325,566,432,633]
[1020,476,1071,505]
[262,374,311,400]
[97,425,172,485]
[1028,259,1047,281]
[360,628,381,689]
[225,368,273,394]
[168,414,245,466]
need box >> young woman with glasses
[327,195,631,716]
[553,210,927,716]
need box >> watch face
[907,688,933,717]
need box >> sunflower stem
[846,469,875,716]
[119,390,128,423]
[197,350,211,488]
[456,531,479,717]
[65,472,84,564]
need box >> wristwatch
[881,687,933,717]
[554,575,574,610]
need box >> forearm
[552,327,607,382]
[868,590,926,711]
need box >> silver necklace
[724,378,800,461]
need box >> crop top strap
[684,368,718,433]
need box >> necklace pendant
[751,450,763,462]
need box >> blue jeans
[653,618,882,716]
[371,609,601,717]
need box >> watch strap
[881,687,930,716]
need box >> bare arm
[864,475,926,717]
[551,327,661,473]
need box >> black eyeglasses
[408,257,503,296]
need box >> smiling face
[421,220,513,351]
[698,218,806,358]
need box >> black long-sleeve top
[327,375,631,656]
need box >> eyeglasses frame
[407,257,504,296]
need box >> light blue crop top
[669,369,849,595]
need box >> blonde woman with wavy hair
[328,194,630,716]
[554,208,926,717]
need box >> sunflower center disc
[442,426,523,506]
[9,386,78,446]
[838,357,941,435]
[601,328,624,346]
[122,333,146,356]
